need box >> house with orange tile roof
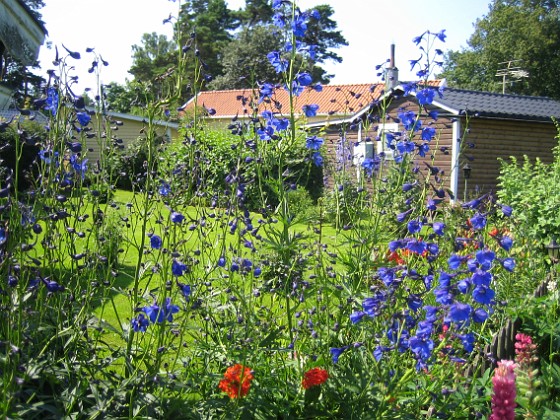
[178,83,387,127]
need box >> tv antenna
[495,60,529,94]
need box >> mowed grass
[72,189,349,350]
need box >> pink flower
[490,360,516,420]
[515,333,538,368]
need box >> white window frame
[377,123,398,160]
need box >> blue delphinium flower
[407,219,423,234]
[413,31,427,45]
[471,269,492,287]
[409,335,434,362]
[396,209,413,223]
[462,194,488,209]
[417,143,431,157]
[457,278,472,294]
[150,234,163,249]
[172,259,187,276]
[406,239,427,255]
[259,83,275,103]
[472,285,495,305]
[448,302,472,323]
[42,277,65,293]
[469,213,486,230]
[0,228,6,245]
[362,157,379,175]
[311,152,323,167]
[458,332,474,353]
[131,313,149,332]
[292,12,308,37]
[178,282,191,300]
[499,236,513,251]
[475,249,495,270]
[396,141,415,154]
[500,204,513,217]
[378,267,396,287]
[401,182,417,193]
[170,211,184,223]
[302,103,319,117]
[45,87,59,116]
[501,257,515,272]
[143,302,164,323]
[421,127,436,141]
[472,307,489,323]
[408,294,423,312]
[330,346,349,363]
[399,110,421,132]
[142,298,179,324]
[305,135,324,150]
[217,256,226,267]
[350,311,366,324]
[363,292,387,317]
[162,297,180,322]
[67,141,82,153]
[267,51,288,73]
[76,111,91,126]
[447,254,465,270]
[434,29,447,42]
[159,181,171,196]
[416,88,436,106]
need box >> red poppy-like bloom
[218,364,254,399]
[302,367,328,389]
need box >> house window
[377,123,398,160]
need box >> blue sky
[36,0,491,93]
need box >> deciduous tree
[439,0,560,98]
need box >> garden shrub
[497,121,560,244]
[160,126,323,212]
[113,133,168,190]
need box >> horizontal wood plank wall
[462,118,557,197]
[85,115,176,165]
[319,100,454,195]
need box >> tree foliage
[128,32,177,102]
[209,24,283,90]
[439,0,560,98]
[175,0,239,80]
[119,1,348,110]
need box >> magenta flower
[490,360,516,420]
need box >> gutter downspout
[449,117,461,203]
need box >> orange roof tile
[180,83,387,119]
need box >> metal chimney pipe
[385,44,399,89]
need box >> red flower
[489,227,499,237]
[302,367,328,389]
[218,364,254,398]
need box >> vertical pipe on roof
[385,44,399,90]
[450,118,461,203]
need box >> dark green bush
[112,134,167,190]
[0,120,44,191]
